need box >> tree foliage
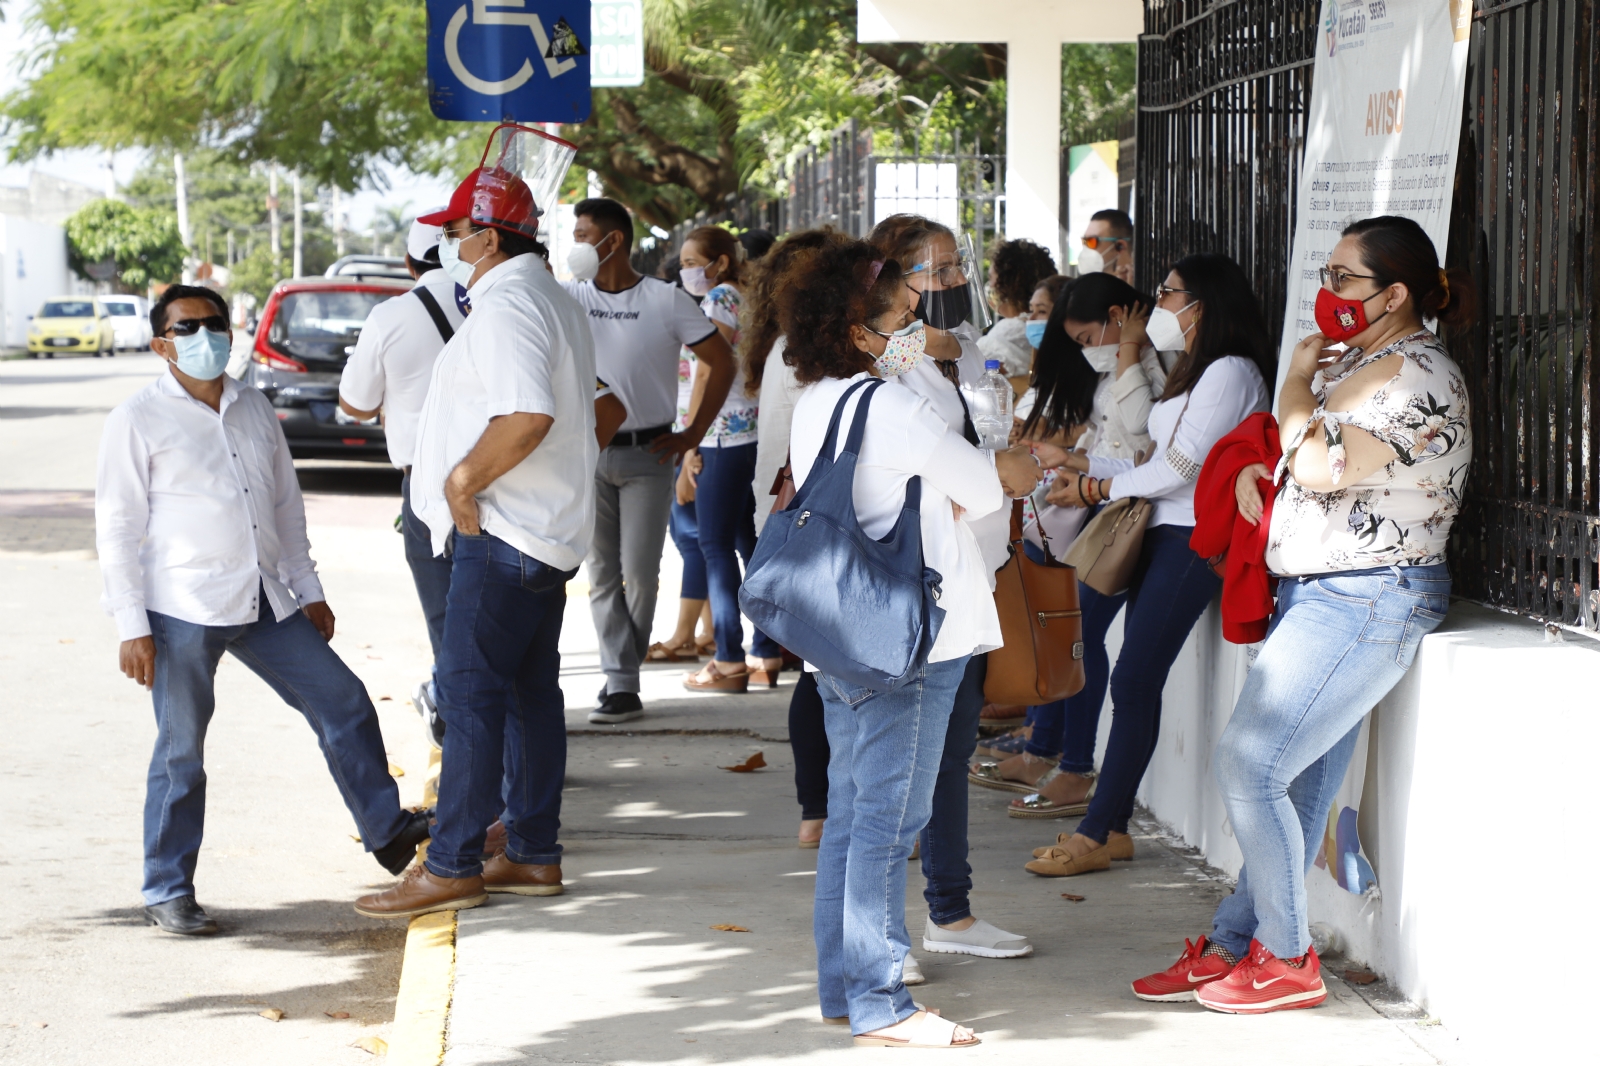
[63,199,185,292]
[5,0,1134,229]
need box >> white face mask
[1146,302,1198,352]
[1080,322,1121,373]
[680,264,712,297]
[566,233,616,282]
[1077,245,1106,275]
[439,230,486,288]
[870,320,927,377]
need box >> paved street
[1,354,1467,1066]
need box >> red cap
[417,166,540,238]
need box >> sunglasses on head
[165,315,229,336]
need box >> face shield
[906,231,992,332]
[467,123,578,238]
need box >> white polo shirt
[410,255,598,571]
[338,268,467,469]
[560,275,716,432]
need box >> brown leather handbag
[983,500,1087,705]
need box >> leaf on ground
[258,1008,284,1021]
[58,638,74,644]
[349,834,362,843]
[357,643,372,649]
[710,924,750,932]
[33,1021,48,1028]
[378,695,392,701]
[387,762,405,777]
[1060,893,1086,902]
[1343,969,1379,985]
[324,1010,350,1019]
[719,752,766,772]
[352,1035,387,1055]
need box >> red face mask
[1314,286,1387,342]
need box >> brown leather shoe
[482,851,564,896]
[1033,830,1134,860]
[354,864,488,918]
[1024,841,1111,878]
[481,819,507,858]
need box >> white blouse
[1089,355,1270,528]
[1077,346,1173,461]
[790,372,1004,663]
[978,314,1034,378]
[751,335,802,535]
[1265,330,1472,575]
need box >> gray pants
[587,443,675,694]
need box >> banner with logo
[1277,0,1473,382]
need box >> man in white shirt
[338,215,467,748]
[560,198,735,723]
[97,286,431,936]
[356,155,597,918]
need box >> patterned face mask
[869,319,927,377]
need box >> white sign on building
[873,162,959,231]
[590,0,643,87]
[1065,141,1120,267]
[1278,0,1473,377]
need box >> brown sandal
[646,640,696,662]
[683,662,749,693]
[695,637,717,659]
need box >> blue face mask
[170,328,231,381]
[1024,319,1049,348]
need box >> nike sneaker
[1131,936,1236,1001]
[1194,939,1328,1014]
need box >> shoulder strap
[818,378,877,461]
[413,286,454,344]
[953,387,980,446]
[840,378,885,458]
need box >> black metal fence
[1135,0,1597,632]
[1448,0,1599,630]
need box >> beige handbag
[1061,392,1194,597]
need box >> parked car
[243,276,410,461]
[99,295,153,351]
[324,255,412,282]
[27,297,117,358]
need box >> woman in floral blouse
[1131,215,1476,1015]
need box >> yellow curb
[386,910,456,1066]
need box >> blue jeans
[814,656,968,1033]
[696,442,778,661]
[143,599,407,905]
[789,671,830,820]
[425,533,574,877]
[1024,582,1127,773]
[919,653,986,924]
[1211,564,1450,959]
[1078,525,1221,843]
[669,496,707,600]
[401,471,453,661]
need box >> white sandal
[853,1010,979,1048]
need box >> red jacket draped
[1190,412,1281,644]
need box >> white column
[332,186,346,257]
[292,171,304,279]
[174,152,193,283]
[268,165,281,262]
[1002,36,1063,265]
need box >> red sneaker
[1194,939,1328,1014]
[1130,936,1236,1001]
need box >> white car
[100,296,153,351]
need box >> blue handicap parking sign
[428,0,592,123]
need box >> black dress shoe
[374,809,433,876]
[145,894,219,936]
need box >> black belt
[607,423,673,448]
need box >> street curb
[387,747,454,1065]
[386,910,456,1066]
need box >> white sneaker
[922,916,1033,959]
[413,679,444,751]
[901,953,926,986]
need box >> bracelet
[1077,474,1089,501]
[1098,479,1110,503]
[1028,451,1043,470]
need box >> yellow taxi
[27,296,118,358]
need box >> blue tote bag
[739,378,945,693]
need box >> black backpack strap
[413,285,455,343]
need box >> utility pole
[226,229,235,266]
[268,165,281,268]
[292,170,304,278]
[332,186,346,257]
[174,152,192,283]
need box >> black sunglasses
[164,315,229,336]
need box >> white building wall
[1128,598,1598,1063]
[0,215,73,348]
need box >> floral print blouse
[1265,330,1472,575]
[677,284,758,449]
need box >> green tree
[1061,45,1138,147]
[63,199,185,292]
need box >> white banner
[1276,0,1473,386]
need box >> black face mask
[913,286,971,331]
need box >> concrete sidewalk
[435,720,1460,1065]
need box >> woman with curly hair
[980,238,1058,382]
[781,239,1007,1048]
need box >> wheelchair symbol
[445,0,581,96]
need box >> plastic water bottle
[969,359,1013,451]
